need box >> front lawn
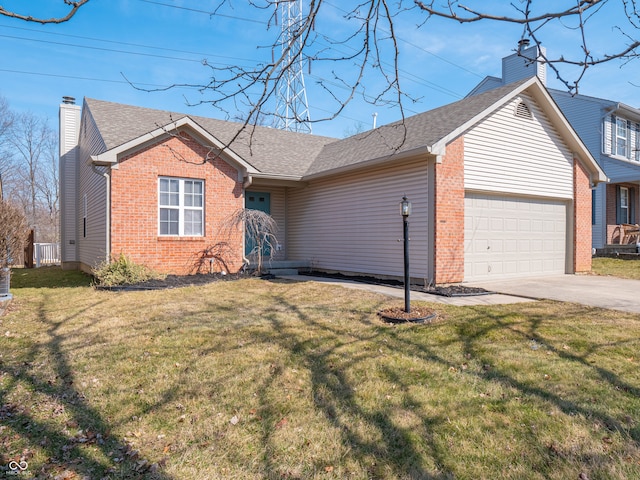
[1,267,639,479]
[592,257,640,280]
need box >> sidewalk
[281,274,534,306]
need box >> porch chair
[619,223,640,244]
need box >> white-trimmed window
[608,115,640,161]
[615,117,629,157]
[619,186,630,224]
[158,177,204,236]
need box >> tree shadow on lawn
[250,287,640,478]
[5,277,638,479]
[0,293,176,479]
[254,291,457,479]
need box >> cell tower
[274,0,312,133]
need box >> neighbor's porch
[596,182,640,257]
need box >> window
[616,186,637,225]
[158,177,204,236]
[608,115,640,160]
[619,186,630,224]
[615,117,628,157]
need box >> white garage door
[464,193,568,281]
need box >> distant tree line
[0,94,59,244]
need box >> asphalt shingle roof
[84,78,531,179]
[306,79,531,176]
[84,98,338,177]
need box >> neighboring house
[59,76,605,284]
[468,41,640,249]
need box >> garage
[464,192,568,281]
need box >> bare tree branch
[0,0,90,24]
[141,0,640,130]
[415,0,640,94]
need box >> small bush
[92,253,165,286]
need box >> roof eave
[248,172,306,188]
[90,116,259,176]
[302,145,433,181]
[614,102,640,123]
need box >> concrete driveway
[468,274,640,314]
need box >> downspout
[241,174,253,269]
[91,164,111,262]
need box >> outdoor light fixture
[400,195,412,217]
[400,195,412,313]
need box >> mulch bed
[94,270,492,298]
[94,272,253,291]
[378,305,437,324]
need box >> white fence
[34,243,61,267]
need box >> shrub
[92,253,165,286]
[0,199,28,268]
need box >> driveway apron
[468,275,640,314]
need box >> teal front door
[245,192,271,256]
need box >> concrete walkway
[282,275,534,306]
[283,274,640,313]
[468,274,640,314]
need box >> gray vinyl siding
[77,109,109,269]
[550,92,606,161]
[601,156,640,183]
[59,103,81,263]
[465,93,574,199]
[502,45,546,85]
[287,158,429,279]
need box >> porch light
[400,196,412,217]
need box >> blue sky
[1,0,639,138]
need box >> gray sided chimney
[59,96,81,267]
[502,40,547,86]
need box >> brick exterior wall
[110,132,244,275]
[573,158,592,273]
[433,136,465,284]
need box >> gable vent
[515,101,533,119]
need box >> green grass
[1,267,639,479]
[592,257,640,280]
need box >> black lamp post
[400,195,412,313]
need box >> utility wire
[0,68,195,89]
[0,23,260,62]
[138,0,267,24]
[0,33,248,66]
[0,26,462,99]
